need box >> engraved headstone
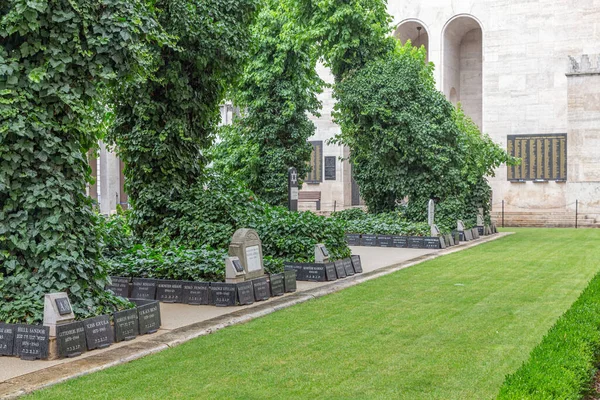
[423,237,441,249]
[334,260,347,279]
[229,229,265,280]
[315,244,330,263]
[351,255,363,273]
[346,234,361,246]
[131,278,157,300]
[377,235,393,247]
[56,321,86,358]
[113,308,139,342]
[439,236,447,249]
[182,281,209,305]
[284,263,306,281]
[43,292,75,337]
[283,270,297,292]
[269,273,285,297]
[304,264,327,282]
[464,229,473,241]
[156,280,183,303]
[392,236,408,248]
[472,228,480,239]
[445,234,455,246]
[226,256,246,283]
[136,301,161,334]
[252,277,270,301]
[236,281,255,305]
[408,237,425,248]
[14,325,49,360]
[325,262,337,281]
[0,323,16,356]
[107,277,130,298]
[360,234,377,246]
[288,167,298,212]
[428,199,435,226]
[83,315,113,350]
[210,283,237,307]
[342,258,355,276]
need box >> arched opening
[443,15,482,128]
[394,20,429,62]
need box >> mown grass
[29,228,600,399]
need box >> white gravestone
[427,199,435,226]
[228,228,265,280]
[314,244,330,263]
[43,292,75,337]
[457,220,465,232]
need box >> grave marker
[392,236,408,248]
[210,283,237,307]
[136,301,161,334]
[0,323,16,356]
[288,167,298,212]
[424,237,441,249]
[182,281,209,305]
[156,280,183,303]
[229,229,265,280]
[130,278,157,300]
[113,308,139,342]
[325,262,338,281]
[43,292,75,337]
[269,274,285,297]
[107,277,130,298]
[351,255,363,273]
[360,234,377,246]
[346,234,361,246]
[408,236,425,248]
[56,321,86,358]
[14,324,49,360]
[236,281,255,305]
[377,235,393,247]
[304,264,328,281]
[314,244,330,263]
[341,258,355,276]
[225,256,246,283]
[334,260,347,279]
[283,270,297,292]
[83,315,113,350]
[252,277,271,301]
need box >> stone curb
[0,232,511,399]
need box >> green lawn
[30,229,600,399]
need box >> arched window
[394,19,429,62]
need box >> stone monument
[229,229,265,280]
[225,256,246,283]
[477,208,484,226]
[427,199,435,226]
[314,244,330,263]
[288,167,298,212]
[43,292,75,337]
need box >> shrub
[332,209,432,236]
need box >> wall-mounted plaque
[55,298,72,316]
[283,270,297,292]
[351,255,363,273]
[0,323,15,356]
[392,236,408,248]
[210,283,237,307]
[507,134,567,181]
[360,234,377,247]
[137,301,161,334]
[107,277,130,298]
[269,274,285,297]
[113,308,139,342]
[236,281,255,305]
[252,277,270,301]
[182,281,209,305]
[14,324,49,360]
[156,280,183,303]
[56,321,86,358]
[131,278,157,300]
[324,156,336,180]
[83,315,113,350]
[306,141,323,183]
[377,235,393,247]
[346,234,361,246]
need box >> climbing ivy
[0,0,164,323]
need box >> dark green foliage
[0,0,162,323]
[497,270,600,400]
[331,208,431,236]
[211,0,322,206]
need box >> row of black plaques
[107,271,298,308]
[346,234,449,249]
[284,255,363,282]
[0,300,161,360]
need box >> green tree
[0,0,163,323]
[211,0,323,206]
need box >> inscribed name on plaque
[245,245,262,272]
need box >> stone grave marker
[236,281,255,305]
[314,244,330,263]
[0,323,16,356]
[113,308,139,342]
[130,278,157,300]
[44,292,75,337]
[376,235,393,247]
[457,220,465,232]
[346,234,361,246]
[136,301,161,334]
[225,256,246,283]
[351,255,363,273]
[56,321,86,358]
[464,229,473,241]
[423,237,441,249]
[325,262,337,281]
[288,167,298,212]
[107,277,130,298]
[284,263,306,281]
[428,199,435,226]
[360,234,377,246]
[252,277,271,301]
[304,264,327,281]
[342,258,355,276]
[83,315,113,350]
[431,224,441,237]
[445,234,455,246]
[269,273,285,296]
[182,281,209,305]
[439,236,446,249]
[334,260,347,279]
[283,270,297,292]
[156,280,183,303]
[210,283,237,307]
[14,324,49,360]
[392,236,408,248]
[229,228,264,280]
[472,228,480,239]
[408,236,425,248]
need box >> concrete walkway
[0,233,510,399]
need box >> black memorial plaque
[14,324,49,360]
[83,315,113,350]
[304,264,327,282]
[210,283,237,307]
[360,234,377,247]
[0,323,16,356]
[283,270,297,292]
[456,230,465,241]
[236,281,255,305]
[346,234,361,246]
[156,280,183,303]
[423,237,441,249]
[182,281,209,305]
[56,321,86,358]
[288,167,299,212]
[334,260,347,279]
[477,226,484,236]
[55,297,72,315]
[439,236,446,249]
[137,301,161,334]
[377,235,393,247]
[324,156,336,180]
[131,278,157,300]
[284,263,306,281]
[324,262,337,281]
[351,255,363,273]
[342,258,355,276]
[113,308,139,342]
[392,236,408,248]
[107,276,130,298]
[408,237,425,249]
[269,274,285,297]
[252,277,271,301]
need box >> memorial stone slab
[350,255,363,273]
[283,270,297,292]
[130,278,157,300]
[182,281,210,305]
[325,262,337,281]
[334,260,347,279]
[156,280,183,303]
[14,325,49,360]
[342,258,355,276]
[304,264,327,282]
[376,235,393,247]
[113,308,139,342]
[229,229,265,280]
[464,229,473,241]
[0,323,16,356]
[288,167,299,212]
[345,234,361,246]
[477,226,484,236]
[236,281,255,305]
[226,256,246,283]
[210,283,237,307]
[43,292,75,337]
[56,321,86,358]
[107,277,130,298]
[360,234,377,247]
[269,274,285,297]
[472,228,480,239]
[284,263,306,281]
[423,237,441,249]
[446,234,455,246]
[439,236,446,249]
[315,244,331,263]
[83,315,113,350]
[392,236,408,248]
[408,237,425,249]
[252,277,270,301]
[137,301,161,334]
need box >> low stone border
[0,232,511,399]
